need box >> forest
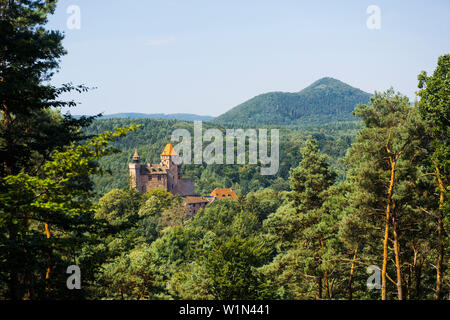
[0,0,448,301]
[84,118,359,196]
[212,77,372,126]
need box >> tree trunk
[348,246,358,300]
[382,155,396,300]
[406,247,417,300]
[323,271,330,299]
[406,264,411,300]
[45,223,51,293]
[319,236,331,299]
[392,205,403,300]
[435,165,445,300]
[415,261,422,299]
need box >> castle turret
[160,143,178,168]
[132,150,140,163]
[160,144,179,193]
[129,149,141,190]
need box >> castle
[129,143,195,196]
[129,144,238,216]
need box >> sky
[46,0,450,117]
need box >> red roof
[210,188,238,200]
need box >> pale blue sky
[47,0,450,117]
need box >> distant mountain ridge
[74,113,214,122]
[74,78,371,126]
[212,77,372,125]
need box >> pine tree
[0,0,94,176]
[346,89,433,299]
[417,54,450,299]
[262,139,337,299]
[0,0,138,299]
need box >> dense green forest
[0,0,448,301]
[84,118,360,196]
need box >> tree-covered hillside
[83,118,361,196]
[213,77,372,126]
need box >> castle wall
[144,174,167,193]
[179,178,195,196]
[187,201,207,216]
[166,165,177,194]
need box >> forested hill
[213,77,372,126]
[84,118,360,196]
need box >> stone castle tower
[129,144,194,196]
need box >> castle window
[158,175,161,181]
